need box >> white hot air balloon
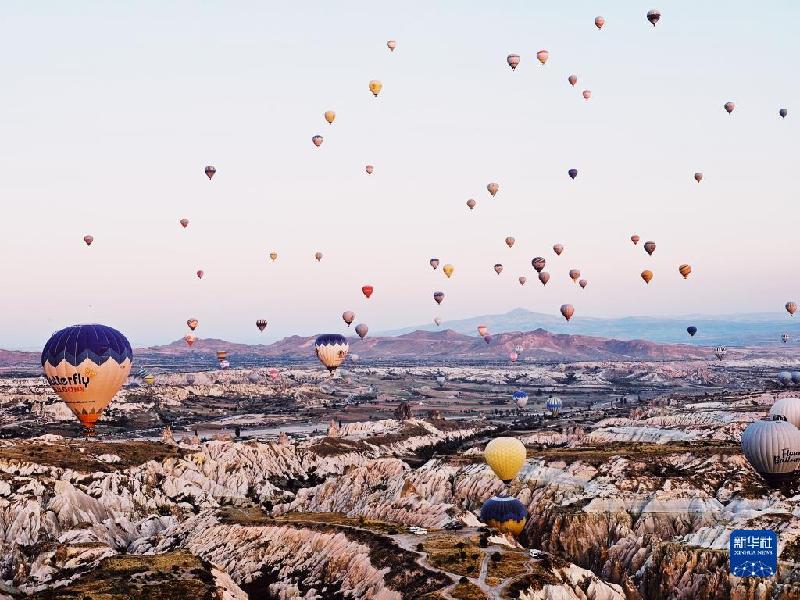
[769,397,800,428]
[741,416,800,484]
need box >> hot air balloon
[518,276,527,286]
[569,269,581,283]
[579,279,588,289]
[787,302,797,316]
[434,291,445,305]
[546,397,563,414]
[365,165,374,175]
[184,334,196,347]
[324,110,336,124]
[477,325,489,337]
[361,285,374,299]
[315,251,323,262]
[644,241,656,256]
[434,316,442,327]
[180,218,189,228]
[687,326,698,337]
[430,258,440,270]
[724,102,735,114]
[487,182,499,197]
[553,244,564,256]
[507,54,520,70]
[694,172,703,183]
[539,271,550,285]
[205,165,216,179]
[466,199,476,210]
[595,16,605,29]
[256,319,267,332]
[714,346,727,360]
[741,416,800,484]
[187,319,198,331]
[679,264,692,279]
[509,351,518,363]
[512,390,528,409]
[568,168,578,180]
[219,360,230,370]
[41,324,133,432]
[83,235,94,246]
[631,235,640,245]
[769,397,800,428]
[582,90,592,100]
[779,108,788,119]
[248,372,261,384]
[443,264,455,278]
[315,334,349,374]
[355,323,368,339]
[268,367,280,381]
[514,345,524,354]
[641,270,653,284]
[312,135,324,147]
[531,257,546,273]
[536,49,549,65]
[560,304,574,321]
[387,40,397,52]
[342,311,355,326]
[369,80,383,97]
[186,374,196,385]
[647,9,661,26]
[269,252,278,261]
[494,264,504,275]
[568,74,577,86]
[778,371,793,387]
[505,236,515,248]
[782,333,790,343]
[216,351,227,362]
[479,496,527,537]
[143,374,155,386]
[196,270,204,279]
[484,437,526,483]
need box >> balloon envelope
[480,496,527,537]
[647,9,661,26]
[362,285,374,299]
[355,323,369,339]
[568,168,578,180]
[187,319,198,331]
[560,304,574,321]
[324,110,336,124]
[487,182,499,197]
[369,80,383,97]
[539,272,550,285]
[315,334,349,373]
[786,302,797,315]
[342,311,355,326]
[568,74,577,86]
[687,326,697,337]
[507,54,520,70]
[41,324,133,431]
[484,437,526,483]
[532,257,546,273]
[430,258,440,270]
[443,264,455,278]
[741,417,800,484]
[769,397,800,428]
[536,49,549,65]
[553,244,564,256]
[546,397,562,413]
[204,165,216,179]
[256,319,267,332]
[179,218,189,228]
[466,199,476,210]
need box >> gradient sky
[2,1,799,348]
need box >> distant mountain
[380,308,800,346]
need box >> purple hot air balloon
[568,168,578,180]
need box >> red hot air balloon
[631,235,640,245]
[205,165,216,179]
[180,218,189,228]
[595,16,605,29]
[361,285,374,299]
[184,334,196,347]
[83,235,94,246]
[196,270,204,279]
[187,319,198,331]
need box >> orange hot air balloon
[518,276,527,286]
[342,311,355,326]
[187,319,198,331]
[216,350,227,362]
[582,90,592,101]
[507,54,520,70]
[269,252,278,261]
[494,264,504,275]
[487,182,499,197]
[595,16,605,29]
[505,236,515,248]
[539,271,550,285]
[204,165,216,179]
[631,235,640,245]
[184,334,196,347]
[678,264,692,279]
[560,304,574,321]
[83,235,94,246]
[387,40,397,52]
[694,172,703,183]
[315,251,323,262]
[324,110,336,124]
[312,135,324,147]
[365,165,374,175]
[477,325,489,337]
[536,49,549,65]
[369,80,383,97]
[641,270,653,284]
[466,198,477,210]
[568,74,577,86]
[786,302,797,316]
[569,269,581,283]
[579,279,588,289]
[553,244,564,256]
[196,270,204,279]
[443,264,454,278]
[179,218,189,228]
[644,241,656,256]
[362,285,374,299]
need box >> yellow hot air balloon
[369,80,383,97]
[484,437,526,483]
[443,264,454,278]
[143,374,155,386]
[269,252,278,261]
[324,110,336,124]
[678,264,692,279]
[641,270,653,284]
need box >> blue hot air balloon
[480,496,528,537]
[687,326,697,337]
[41,324,133,431]
[546,397,563,414]
[315,334,349,374]
[512,390,529,409]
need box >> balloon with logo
[41,324,133,432]
[741,416,800,485]
[315,334,349,374]
[484,437,526,483]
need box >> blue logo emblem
[729,529,778,578]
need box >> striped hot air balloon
[315,334,349,374]
[480,496,527,537]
